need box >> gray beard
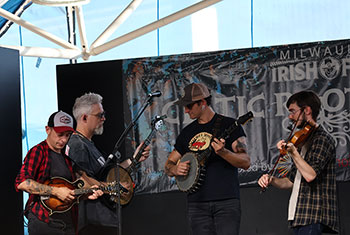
[93,126,104,135]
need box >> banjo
[104,115,166,205]
[175,111,253,193]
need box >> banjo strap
[212,114,224,138]
[197,114,224,166]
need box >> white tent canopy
[0,0,222,60]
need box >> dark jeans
[27,211,75,235]
[187,198,241,235]
[78,225,119,235]
[293,223,323,235]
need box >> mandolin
[40,176,126,215]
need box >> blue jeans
[187,198,241,235]
[293,223,323,235]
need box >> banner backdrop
[122,38,350,194]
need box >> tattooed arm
[17,179,75,202]
[211,136,251,170]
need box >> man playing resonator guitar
[165,83,251,235]
[65,92,150,235]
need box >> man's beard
[93,125,104,135]
[296,114,307,129]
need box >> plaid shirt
[14,140,76,224]
[287,126,338,233]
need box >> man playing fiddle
[258,90,338,235]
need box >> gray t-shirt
[66,133,119,230]
[66,133,106,178]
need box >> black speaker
[0,47,23,235]
[56,60,126,156]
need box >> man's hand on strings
[276,140,285,150]
[277,140,297,155]
[211,138,226,155]
[134,141,151,162]
[175,160,190,176]
[53,187,75,202]
[87,185,103,200]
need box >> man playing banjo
[164,83,251,235]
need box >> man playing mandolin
[165,83,251,235]
[258,90,338,235]
[15,111,103,235]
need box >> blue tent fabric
[0,0,32,37]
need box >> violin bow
[260,108,305,193]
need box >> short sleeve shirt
[174,113,246,202]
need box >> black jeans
[187,198,241,235]
[78,225,119,235]
[27,212,75,235]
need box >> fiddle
[260,121,316,193]
[279,122,315,156]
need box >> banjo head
[175,152,201,192]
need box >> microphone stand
[106,93,157,235]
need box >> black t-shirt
[174,113,245,202]
[49,150,74,226]
[50,150,72,180]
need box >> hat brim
[53,126,74,133]
[174,98,195,106]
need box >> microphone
[148,91,162,97]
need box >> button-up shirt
[287,126,338,233]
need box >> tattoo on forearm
[25,179,52,195]
[165,160,176,173]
